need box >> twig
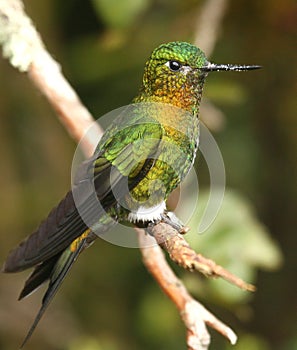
[138,230,238,349]
[147,222,255,292]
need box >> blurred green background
[0,0,296,349]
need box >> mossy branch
[0,0,102,156]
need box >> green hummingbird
[2,41,260,348]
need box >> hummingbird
[1,41,260,348]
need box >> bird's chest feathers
[129,109,199,208]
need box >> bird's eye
[166,60,182,71]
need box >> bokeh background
[0,0,296,349]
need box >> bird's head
[142,42,208,103]
[139,41,260,109]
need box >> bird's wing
[2,122,163,273]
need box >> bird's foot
[145,212,189,236]
[161,212,190,234]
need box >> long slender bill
[202,62,262,72]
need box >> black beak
[201,62,262,72]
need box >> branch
[193,0,229,57]
[147,223,255,292]
[138,230,238,349]
[193,0,229,133]
[0,0,102,156]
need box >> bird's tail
[19,232,92,349]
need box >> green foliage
[225,334,270,350]
[136,287,182,342]
[91,0,149,29]
[68,336,119,350]
[205,79,250,106]
[185,190,282,304]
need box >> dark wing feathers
[2,117,164,349]
[2,122,163,273]
[2,190,87,272]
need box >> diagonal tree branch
[138,230,238,350]
[193,0,229,57]
[0,0,102,156]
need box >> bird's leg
[162,212,190,234]
[144,211,189,236]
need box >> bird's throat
[135,74,206,114]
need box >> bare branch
[138,230,238,349]
[193,0,229,133]
[193,0,229,57]
[0,0,102,156]
[148,222,255,292]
